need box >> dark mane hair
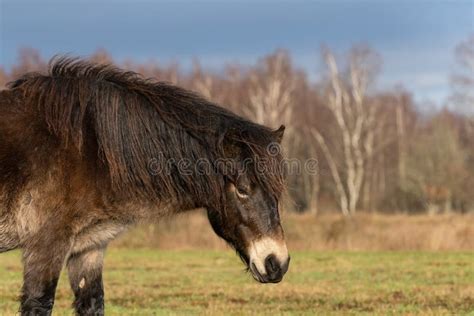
[8,57,285,208]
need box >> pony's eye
[235,187,249,199]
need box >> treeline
[1,39,473,215]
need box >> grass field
[0,250,473,315]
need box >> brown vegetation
[113,211,474,251]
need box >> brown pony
[0,57,290,315]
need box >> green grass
[0,250,473,315]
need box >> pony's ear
[273,125,285,143]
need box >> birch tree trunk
[311,46,381,216]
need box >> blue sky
[1,0,473,105]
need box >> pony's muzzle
[250,254,290,283]
[248,237,290,283]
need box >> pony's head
[207,125,290,283]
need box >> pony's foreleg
[20,223,73,316]
[67,247,105,316]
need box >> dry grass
[113,211,474,251]
[1,250,473,315]
[1,212,473,315]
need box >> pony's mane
[8,57,284,208]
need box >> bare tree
[10,48,46,78]
[188,61,235,106]
[190,61,215,100]
[396,96,407,189]
[406,114,468,214]
[244,50,295,128]
[89,48,114,64]
[123,59,180,86]
[451,35,474,114]
[311,45,382,216]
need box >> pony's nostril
[264,254,281,276]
